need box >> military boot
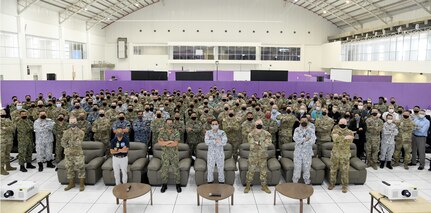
[38,162,43,172]
[1,165,9,175]
[46,160,55,168]
[244,183,251,193]
[372,163,378,170]
[386,161,393,170]
[379,161,385,169]
[261,184,271,194]
[327,184,335,190]
[392,161,399,167]
[79,178,85,191]
[160,184,168,193]
[64,179,75,191]
[5,163,16,171]
[26,163,36,169]
[342,186,348,193]
[404,164,409,170]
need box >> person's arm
[110,138,119,154]
[33,120,41,132]
[61,131,70,148]
[292,128,303,143]
[382,123,392,135]
[306,129,316,145]
[204,131,213,145]
[118,139,130,153]
[219,131,228,146]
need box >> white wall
[0,0,106,80]
[104,0,339,72]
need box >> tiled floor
[1,154,431,213]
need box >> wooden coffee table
[113,183,152,213]
[274,183,314,213]
[197,184,234,213]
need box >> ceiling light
[135,3,139,6]
[323,10,327,14]
[345,0,350,4]
[84,7,88,11]
[293,0,298,2]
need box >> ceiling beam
[304,0,359,30]
[17,0,40,14]
[350,0,389,25]
[410,0,431,15]
[59,0,97,24]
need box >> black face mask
[145,108,150,112]
[204,102,208,105]
[118,104,123,107]
[391,101,395,104]
[58,117,64,121]
[255,108,260,111]
[149,107,154,111]
[1,115,6,118]
[251,104,256,108]
[119,117,125,120]
[128,109,133,112]
[99,114,105,117]
[156,114,162,118]
[190,105,194,108]
[339,124,347,128]
[21,116,27,119]
[175,117,180,120]
[256,124,263,129]
[345,115,350,119]
[301,122,308,127]
[371,113,378,116]
[298,101,302,104]
[229,113,234,117]
[31,105,36,108]
[403,115,409,119]
[47,104,52,107]
[38,105,43,108]
[204,110,209,113]
[134,100,138,103]
[313,98,318,102]
[111,106,116,109]
[93,108,98,112]
[191,117,197,120]
[398,110,403,114]
[367,106,372,110]
[224,107,229,111]
[103,103,107,106]
[286,110,292,114]
[247,117,253,121]
[241,107,246,111]
[270,102,274,105]
[414,110,419,114]
[88,102,93,105]
[322,112,327,116]
[75,106,80,109]
[235,103,239,106]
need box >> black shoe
[46,161,55,168]
[408,163,416,166]
[418,167,424,170]
[379,161,385,169]
[26,163,36,169]
[176,184,182,193]
[386,161,393,170]
[160,184,167,193]
[20,165,28,172]
[219,182,225,184]
[207,181,213,184]
[38,162,43,172]
[428,167,431,171]
[55,167,58,171]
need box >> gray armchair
[320,142,367,185]
[194,143,236,186]
[238,143,281,186]
[57,141,105,185]
[147,143,191,186]
[101,142,149,185]
[279,143,325,185]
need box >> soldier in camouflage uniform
[314,109,334,155]
[53,101,69,121]
[263,110,278,145]
[365,109,384,170]
[126,105,137,123]
[292,116,316,184]
[393,111,415,169]
[62,117,86,191]
[53,113,68,163]
[241,112,255,144]
[244,119,272,194]
[34,111,56,171]
[133,111,151,144]
[158,119,182,193]
[77,112,92,141]
[16,110,36,172]
[1,110,16,175]
[173,113,185,143]
[222,110,242,161]
[92,110,112,155]
[328,118,354,193]
[86,105,99,124]
[70,103,86,119]
[276,107,298,145]
[150,110,165,148]
[186,112,203,156]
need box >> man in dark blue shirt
[110,128,129,185]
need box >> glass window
[260,47,301,61]
[217,46,256,60]
[26,35,59,59]
[172,45,214,60]
[0,31,19,58]
[64,40,86,59]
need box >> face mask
[229,113,234,117]
[128,109,133,112]
[56,104,61,108]
[93,108,98,112]
[371,112,378,117]
[78,116,85,121]
[191,117,197,120]
[272,109,277,114]
[355,117,360,121]
[21,116,27,119]
[389,109,394,113]
[339,124,347,128]
[175,117,180,120]
[224,107,229,111]
[299,110,305,114]
[1,115,6,118]
[119,117,125,120]
[99,114,105,117]
[265,114,271,119]
[316,107,321,111]
[286,110,292,114]
[301,122,307,127]
[26,98,31,101]
[414,110,419,114]
[204,110,209,113]
[403,115,409,119]
[69,123,77,128]
[156,114,162,118]
[111,105,116,109]
[390,101,395,104]
[251,104,256,108]
[40,115,46,119]
[358,106,363,110]
[116,133,124,137]
[118,104,123,107]
[17,105,22,110]
[38,105,43,108]
[322,112,327,116]
[345,115,350,119]
[255,108,260,111]
[31,105,36,108]
[103,103,107,106]
[270,102,274,105]
[387,120,393,123]
[419,114,425,118]
[241,107,246,111]
[212,125,219,130]
[75,106,80,109]
[159,107,164,111]
[58,117,64,121]
[256,124,263,129]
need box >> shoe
[1,165,9,175]
[5,163,16,171]
[342,186,348,193]
[408,163,416,166]
[38,162,43,172]
[428,167,431,171]
[219,182,225,184]
[26,163,36,169]
[20,165,27,172]
[327,184,335,190]
[79,178,85,191]
[176,184,182,193]
[261,184,271,194]
[379,161,385,169]
[160,184,167,193]
[386,161,393,170]
[372,164,378,170]
[244,183,251,193]
[46,160,55,168]
[207,181,213,184]
[393,162,399,167]
[55,167,58,171]
[418,167,424,170]
[404,165,409,170]
[64,179,75,191]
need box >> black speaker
[47,73,56,80]
[317,76,324,82]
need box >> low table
[274,183,314,213]
[1,191,51,213]
[197,184,234,213]
[370,191,431,213]
[113,183,152,213]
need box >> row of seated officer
[57,140,366,187]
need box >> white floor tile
[230,191,255,204]
[143,204,173,213]
[69,190,104,203]
[48,202,67,213]
[96,189,118,204]
[176,190,199,205]
[337,202,369,213]
[326,190,359,203]
[88,203,120,213]
[253,190,281,205]
[59,203,93,213]
[202,204,230,213]
[310,203,342,213]
[257,204,287,213]
[50,191,79,203]
[173,204,202,213]
[285,203,316,213]
[151,189,178,205]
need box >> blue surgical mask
[56,104,62,108]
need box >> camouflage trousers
[55,138,64,163]
[36,141,54,163]
[316,140,331,157]
[365,137,380,166]
[187,134,201,156]
[330,156,349,186]
[95,135,111,155]
[393,138,412,165]
[1,140,13,166]
[226,131,241,161]
[279,130,293,146]
[18,139,33,165]
[161,147,180,184]
[246,155,267,185]
[292,152,312,184]
[65,154,85,179]
[380,143,395,161]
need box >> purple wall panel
[104,70,131,81]
[351,75,392,82]
[1,81,430,109]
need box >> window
[218,46,256,60]
[341,30,431,61]
[26,35,59,59]
[261,47,300,61]
[172,46,214,60]
[65,41,86,59]
[0,31,19,58]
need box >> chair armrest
[57,160,66,169]
[194,158,207,172]
[148,158,161,171]
[311,158,326,170]
[280,158,294,171]
[130,158,149,171]
[238,158,248,171]
[101,157,113,170]
[86,157,105,170]
[267,158,281,171]
[320,157,331,167]
[224,158,236,171]
[350,157,366,170]
[179,158,191,171]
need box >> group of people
[1,86,430,193]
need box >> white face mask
[389,109,394,113]
[211,125,219,130]
[159,107,164,111]
[358,105,363,110]
[56,104,62,108]
[17,105,22,110]
[299,109,305,114]
[316,107,321,111]
[387,120,393,123]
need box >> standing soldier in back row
[16,110,36,172]
[314,108,334,155]
[365,109,384,170]
[92,109,112,155]
[62,117,86,192]
[277,107,298,145]
[53,113,68,164]
[1,109,16,175]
